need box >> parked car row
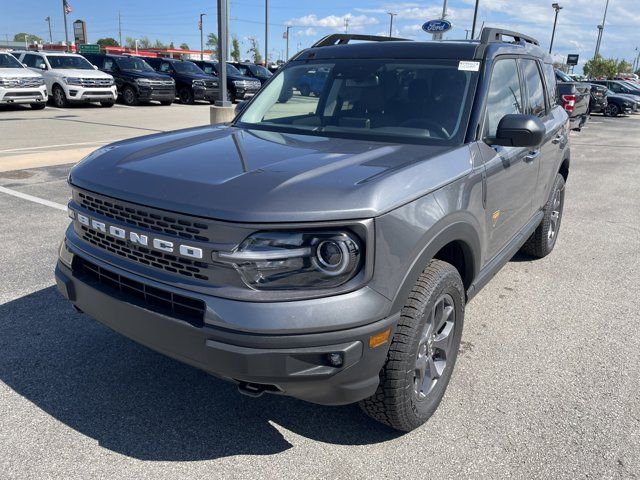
[554,69,640,129]
[0,50,271,110]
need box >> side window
[159,62,171,73]
[610,83,622,93]
[484,59,523,138]
[23,54,41,68]
[103,58,115,71]
[521,59,546,117]
[238,66,250,76]
[543,63,557,106]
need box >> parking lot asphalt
[1,113,639,479]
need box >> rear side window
[22,54,41,68]
[484,59,523,138]
[543,63,557,106]
[103,57,115,71]
[521,59,546,117]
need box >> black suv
[142,57,219,104]
[57,30,569,432]
[82,54,175,106]
[229,62,273,85]
[189,60,261,103]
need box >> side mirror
[489,114,545,147]
[21,62,28,68]
[93,65,99,70]
[38,63,46,70]
[235,100,248,115]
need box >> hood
[70,126,471,223]
[119,70,172,81]
[173,71,213,81]
[0,67,42,78]
[50,68,113,79]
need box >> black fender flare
[389,218,482,313]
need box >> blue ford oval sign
[422,19,452,34]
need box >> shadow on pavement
[0,286,400,461]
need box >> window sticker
[458,61,480,72]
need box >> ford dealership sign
[422,19,452,34]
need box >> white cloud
[286,14,379,30]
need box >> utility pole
[285,26,291,60]
[45,17,53,43]
[594,0,610,59]
[199,13,206,60]
[387,12,397,37]
[62,0,70,51]
[470,0,480,40]
[344,17,349,34]
[264,0,269,66]
[465,29,470,39]
[549,3,563,54]
[633,47,640,73]
[118,12,122,47]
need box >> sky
[2,0,639,71]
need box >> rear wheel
[122,85,139,106]
[520,173,565,258]
[30,103,46,110]
[299,84,311,96]
[360,260,465,432]
[179,87,194,105]
[51,85,68,108]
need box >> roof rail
[311,33,409,48]
[480,27,539,46]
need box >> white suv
[16,51,117,108]
[0,52,48,109]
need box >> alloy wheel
[547,187,563,245]
[414,293,456,400]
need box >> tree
[231,37,241,62]
[583,54,618,79]
[617,59,632,74]
[169,42,175,49]
[247,37,262,64]
[138,37,152,49]
[180,43,189,50]
[96,37,119,47]
[14,33,43,44]
[153,39,166,49]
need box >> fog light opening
[326,352,344,368]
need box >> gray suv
[56,29,570,432]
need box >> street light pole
[199,13,206,60]
[216,0,231,107]
[433,0,448,40]
[470,0,480,40]
[285,26,291,60]
[549,3,563,54]
[594,0,610,59]
[45,17,53,43]
[387,12,397,37]
[264,0,269,66]
[62,0,70,52]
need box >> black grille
[73,256,205,328]
[77,191,211,242]
[80,225,209,280]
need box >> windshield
[173,61,205,74]
[0,53,23,68]
[46,55,94,70]
[249,64,272,77]
[237,59,477,145]
[115,56,155,72]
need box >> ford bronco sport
[56,29,570,432]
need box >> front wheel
[51,85,68,108]
[160,100,173,106]
[604,103,619,117]
[30,103,46,110]
[100,101,115,108]
[520,173,565,258]
[360,259,465,432]
[122,85,139,106]
[179,87,194,105]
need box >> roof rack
[480,27,539,46]
[311,33,409,48]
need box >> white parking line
[0,185,67,211]
[0,142,106,154]
[114,104,135,109]
[46,106,69,112]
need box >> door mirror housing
[38,63,46,70]
[488,114,545,147]
[93,65,99,70]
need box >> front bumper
[55,242,396,406]
[193,86,219,101]
[137,86,176,102]
[0,86,48,104]
[66,85,118,103]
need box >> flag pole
[62,1,70,51]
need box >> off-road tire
[179,87,195,105]
[360,259,465,432]
[520,173,565,258]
